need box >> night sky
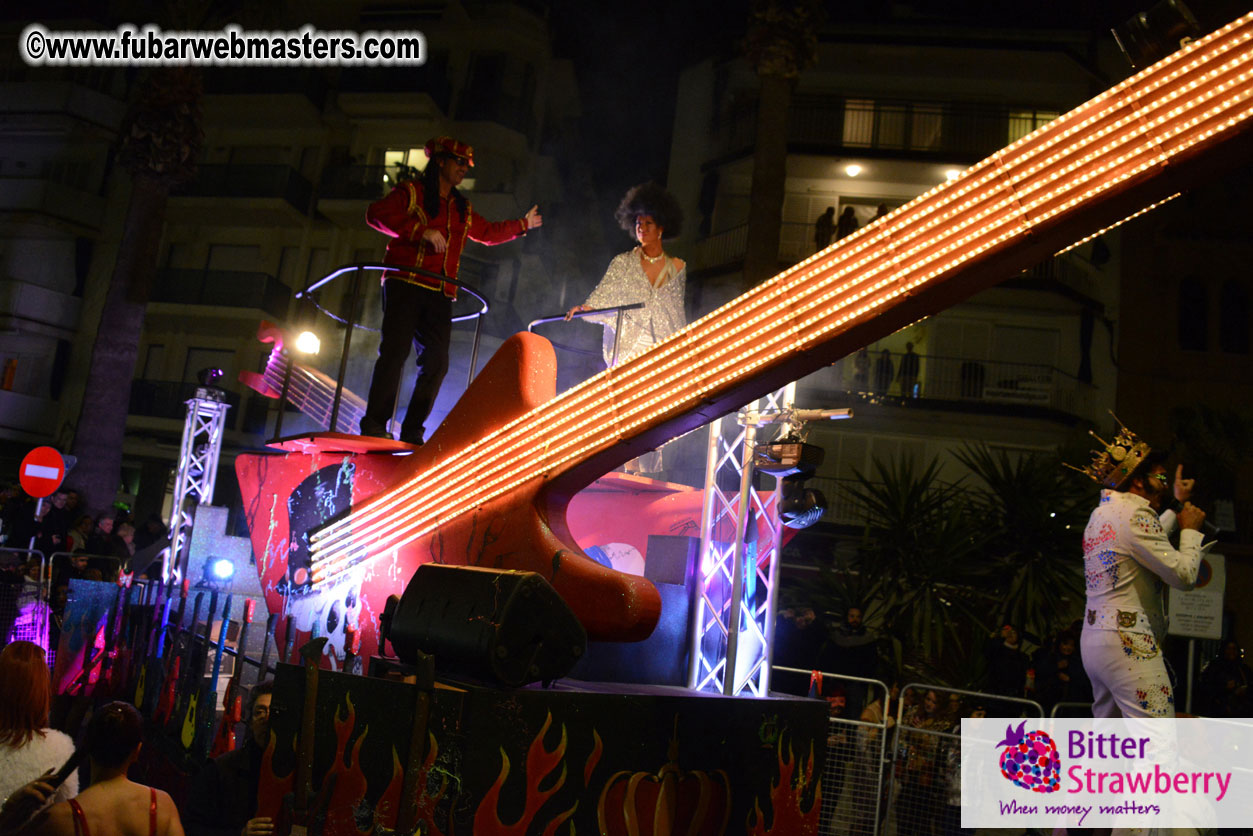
[545,0,1179,197]
[548,0,749,197]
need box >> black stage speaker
[385,564,587,688]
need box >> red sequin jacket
[365,180,528,298]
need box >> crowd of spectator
[1,484,165,565]
[778,612,1103,718]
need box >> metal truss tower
[687,383,850,697]
[687,384,793,697]
[168,385,230,584]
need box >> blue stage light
[211,558,235,580]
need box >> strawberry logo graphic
[995,721,1061,793]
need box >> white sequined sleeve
[1127,506,1204,590]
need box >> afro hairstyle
[615,182,683,239]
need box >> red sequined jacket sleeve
[366,180,528,298]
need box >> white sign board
[1168,552,1225,640]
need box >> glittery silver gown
[582,247,686,367]
[582,248,687,472]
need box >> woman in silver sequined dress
[566,182,686,366]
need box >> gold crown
[1064,413,1152,489]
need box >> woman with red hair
[0,641,77,823]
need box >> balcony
[801,350,1092,423]
[203,67,328,111]
[0,388,58,442]
[690,221,1104,313]
[169,164,313,226]
[317,165,400,226]
[127,380,269,435]
[130,380,240,424]
[1011,253,1112,312]
[710,94,1048,164]
[0,277,82,335]
[0,80,126,132]
[150,269,291,319]
[320,164,395,200]
[0,177,106,233]
[338,63,451,114]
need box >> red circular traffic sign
[19,446,65,498]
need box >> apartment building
[664,22,1135,509]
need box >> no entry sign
[19,446,65,498]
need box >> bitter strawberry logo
[995,721,1061,793]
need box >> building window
[381,147,428,187]
[1219,279,1250,354]
[142,344,166,380]
[458,52,534,135]
[1177,277,1208,351]
[841,98,943,151]
[1008,109,1059,143]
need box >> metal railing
[527,303,644,365]
[0,547,50,654]
[889,684,1044,836]
[766,669,1053,836]
[317,164,408,201]
[816,350,1091,415]
[180,164,313,213]
[152,268,292,318]
[774,667,892,836]
[688,224,749,273]
[129,380,244,427]
[711,95,1057,162]
[43,575,283,766]
[296,263,490,434]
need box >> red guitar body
[236,334,661,666]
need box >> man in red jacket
[360,135,542,444]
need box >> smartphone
[46,749,83,790]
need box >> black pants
[363,279,452,442]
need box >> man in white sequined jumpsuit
[1080,454,1206,719]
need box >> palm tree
[953,444,1090,641]
[740,0,824,290]
[70,68,203,512]
[836,455,996,682]
[808,444,1092,687]
[1169,404,1252,503]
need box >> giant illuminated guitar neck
[309,14,1253,583]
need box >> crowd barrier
[772,666,1064,836]
[0,546,50,652]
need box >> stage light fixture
[780,478,828,529]
[196,367,224,387]
[753,439,829,529]
[845,164,863,177]
[211,558,235,580]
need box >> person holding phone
[0,641,77,827]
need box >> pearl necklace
[640,248,665,264]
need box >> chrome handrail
[528,302,644,366]
[293,262,492,433]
